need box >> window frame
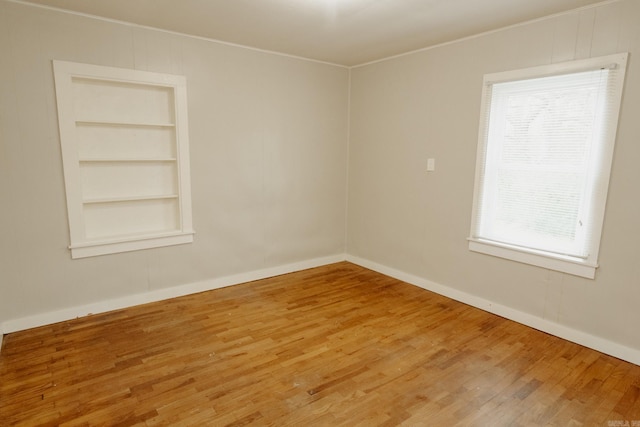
[468,53,628,279]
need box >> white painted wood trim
[70,232,194,259]
[346,254,640,367]
[53,60,195,259]
[1,254,346,334]
[468,239,597,279]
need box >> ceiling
[21,0,609,66]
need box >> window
[469,53,628,279]
[53,61,194,258]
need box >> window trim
[468,53,628,279]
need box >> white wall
[0,1,349,329]
[348,0,640,358]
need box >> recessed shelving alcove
[53,61,194,258]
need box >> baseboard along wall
[345,254,640,367]
[2,253,639,366]
[0,254,345,335]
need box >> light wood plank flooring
[1,262,639,426]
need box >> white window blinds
[469,53,628,278]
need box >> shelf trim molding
[75,120,176,128]
[53,60,194,259]
[70,232,194,259]
[79,158,177,162]
[82,194,179,205]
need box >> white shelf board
[75,120,175,128]
[79,158,177,162]
[83,194,179,205]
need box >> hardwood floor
[1,262,639,426]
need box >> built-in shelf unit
[53,60,194,259]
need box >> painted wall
[348,0,640,353]
[0,1,349,327]
[2,0,639,364]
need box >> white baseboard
[346,254,640,367]
[5,252,639,366]
[1,254,346,335]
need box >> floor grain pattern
[1,262,639,426]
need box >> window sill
[467,238,597,279]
